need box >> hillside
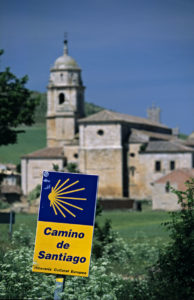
[0,125,46,165]
[0,92,104,165]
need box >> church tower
[47,39,85,147]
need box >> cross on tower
[64,32,68,44]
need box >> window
[97,129,104,136]
[63,159,67,167]
[59,93,65,105]
[170,161,175,170]
[165,181,170,193]
[130,166,135,176]
[155,161,161,172]
[60,73,63,81]
[74,153,78,159]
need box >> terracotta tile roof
[144,141,194,153]
[79,109,169,129]
[22,147,64,158]
[155,168,194,191]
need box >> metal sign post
[9,211,14,237]
[54,275,65,300]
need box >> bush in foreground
[0,179,193,299]
[147,178,194,300]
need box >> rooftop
[22,147,64,159]
[129,128,175,143]
[144,140,194,153]
[154,168,194,191]
[51,40,80,70]
[79,109,169,129]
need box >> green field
[0,206,170,252]
[0,125,46,165]
[100,209,170,244]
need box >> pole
[9,211,13,238]
[54,275,65,300]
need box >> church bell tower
[47,39,85,147]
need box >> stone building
[78,110,172,199]
[21,40,194,208]
[129,136,194,200]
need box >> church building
[21,40,194,208]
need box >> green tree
[0,50,39,146]
[148,178,194,300]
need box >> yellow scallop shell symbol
[48,178,86,218]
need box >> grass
[99,204,170,245]
[0,124,46,165]
[0,204,170,253]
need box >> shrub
[0,246,55,299]
[11,224,34,247]
[147,178,194,300]
[66,163,79,173]
[27,184,41,205]
[0,198,10,209]
[61,258,126,300]
[1,180,192,300]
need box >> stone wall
[47,116,75,147]
[79,148,123,197]
[79,123,123,197]
[64,145,79,164]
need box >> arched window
[59,93,65,105]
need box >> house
[152,168,194,210]
[129,138,194,200]
[0,163,21,203]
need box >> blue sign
[38,171,98,226]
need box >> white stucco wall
[21,158,64,195]
[152,183,181,211]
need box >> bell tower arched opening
[59,93,65,105]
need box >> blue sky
[0,0,194,134]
